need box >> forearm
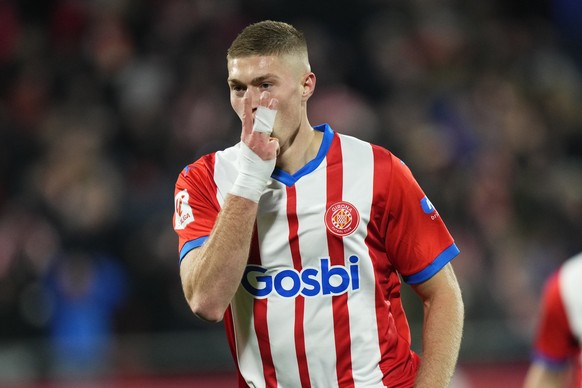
[180,93,278,322]
[180,194,258,321]
[414,267,464,387]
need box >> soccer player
[173,20,464,387]
[523,252,582,388]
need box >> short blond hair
[227,20,308,60]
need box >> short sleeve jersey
[532,253,582,385]
[173,124,460,388]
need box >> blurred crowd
[0,0,581,380]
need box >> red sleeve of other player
[533,270,577,366]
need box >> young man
[173,20,464,387]
[524,252,582,388]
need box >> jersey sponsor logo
[324,201,360,236]
[242,256,360,298]
[420,196,440,220]
[174,189,194,230]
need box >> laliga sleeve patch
[174,189,194,230]
[252,106,277,134]
[420,196,435,214]
[420,195,440,220]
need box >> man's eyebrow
[228,74,278,85]
[227,78,244,87]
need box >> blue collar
[271,123,334,187]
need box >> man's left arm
[410,262,464,388]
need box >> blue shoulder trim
[403,243,460,284]
[179,236,208,263]
[272,123,334,187]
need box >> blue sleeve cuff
[179,236,208,263]
[531,351,570,371]
[403,243,460,284]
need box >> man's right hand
[241,91,279,160]
[229,91,279,202]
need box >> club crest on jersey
[174,189,194,230]
[324,201,360,237]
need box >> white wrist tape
[253,106,277,134]
[230,142,276,202]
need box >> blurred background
[1,0,581,386]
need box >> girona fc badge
[325,201,360,237]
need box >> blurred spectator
[44,248,126,378]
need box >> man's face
[227,54,307,139]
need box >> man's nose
[245,88,261,111]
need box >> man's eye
[260,83,272,89]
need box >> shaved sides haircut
[227,20,309,61]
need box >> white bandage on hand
[252,106,277,134]
[230,142,276,202]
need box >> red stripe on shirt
[250,226,278,387]
[325,135,355,387]
[286,185,312,388]
[368,146,402,381]
[223,307,247,387]
[254,299,277,387]
[369,145,418,386]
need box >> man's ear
[302,73,316,100]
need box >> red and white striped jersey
[532,252,582,386]
[173,124,460,387]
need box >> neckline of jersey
[271,123,333,187]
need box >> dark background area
[1,0,581,385]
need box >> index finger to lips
[241,93,253,137]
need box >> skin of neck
[275,113,323,175]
